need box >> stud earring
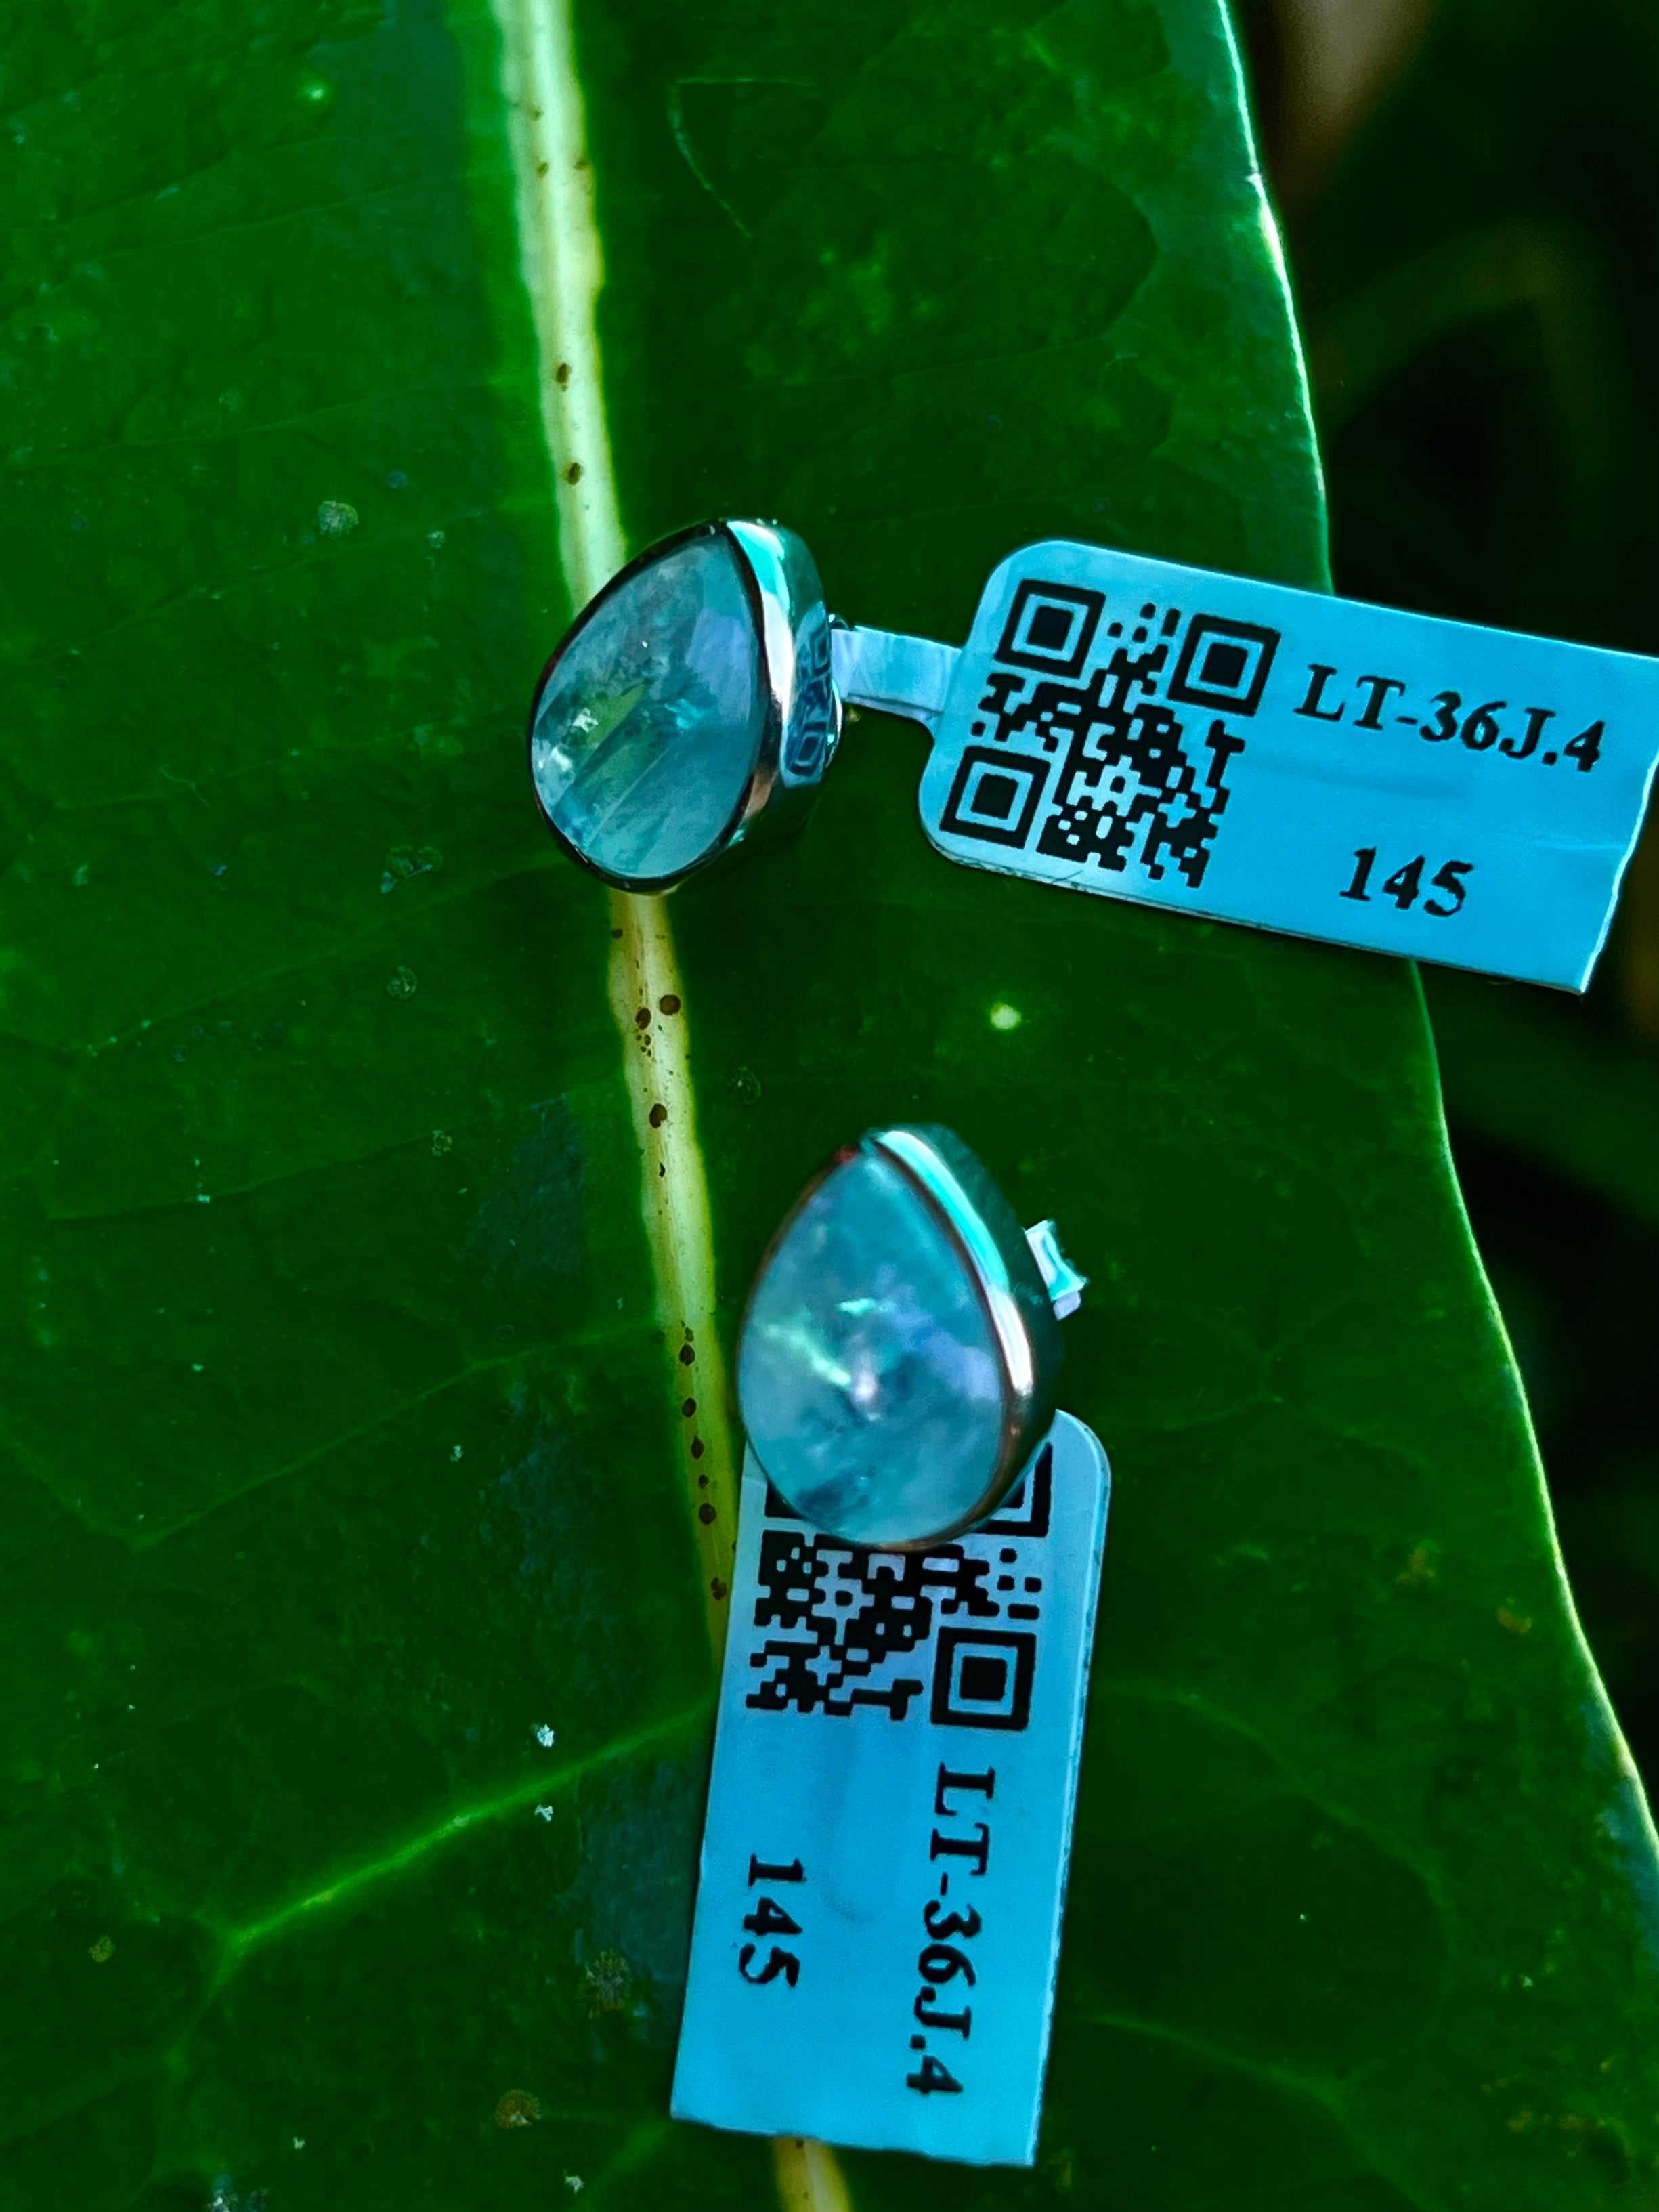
[527,517,949,891]
[527,519,844,892]
[735,1125,1086,1548]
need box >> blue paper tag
[915,543,1659,989]
[670,1414,1110,2167]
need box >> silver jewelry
[736,1124,1085,1549]
[527,515,1659,994]
[527,518,946,891]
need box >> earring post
[830,623,959,733]
[1024,1220,1087,1319]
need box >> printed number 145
[1341,848,1472,916]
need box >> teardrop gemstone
[738,1147,1008,1546]
[530,532,765,886]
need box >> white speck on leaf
[535,1804,554,1822]
[564,2179,584,2195]
[989,1002,1022,1031]
[318,499,358,536]
[450,1443,464,1461]
[536,1725,555,1747]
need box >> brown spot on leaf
[495,2091,541,2129]
[1497,1608,1533,1634]
[678,1344,695,1366]
[691,1438,704,1459]
[555,361,571,385]
[698,1502,716,1525]
[634,1007,651,1029]
[88,1935,114,1963]
[681,1398,696,1417]
[658,993,681,1015]
[536,161,549,177]
[710,1577,729,1601]
[565,461,584,484]
[649,1103,667,1128]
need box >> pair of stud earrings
[529,522,1084,1548]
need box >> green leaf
[1,1,1655,2209]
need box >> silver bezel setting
[527,517,840,895]
[738,1124,1065,1548]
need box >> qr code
[939,580,1280,889]
[744,1449,1052,1732]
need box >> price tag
[670,1414,1109,2167]
[914,542,1659,990]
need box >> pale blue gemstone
[530,534,764,884]
[738,1149,1007,1546]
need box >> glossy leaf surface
[1,0,1656,2207]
